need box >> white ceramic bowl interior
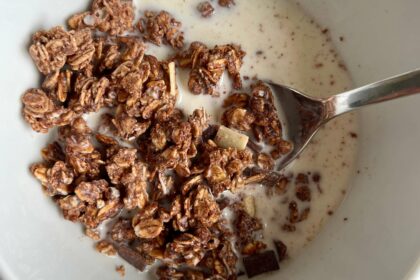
[0,0,420,279]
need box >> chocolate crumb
[316,184,323,194]
[322,28,329,34]
[327,210,334,216]
[338,63,347,70]
[339,36,344,42]
[343,217,348,221]
[350,132,358,138]
[315,63,324,68]
[281,223,296,232]
[243,250,279,278]
[312,173,321,183]
[116,265,125,277]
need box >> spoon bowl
[267,68,420,170]
[266,82,326,170]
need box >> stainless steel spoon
[268,68,420,170]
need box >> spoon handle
[325,68,420,119]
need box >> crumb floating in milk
[197,1,215,18]
[22,0,358,279]
[115,265,126,277]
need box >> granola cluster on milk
[21,0,307,278]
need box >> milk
[136,0,358,263]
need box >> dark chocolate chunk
[202,125,219,142]
[273,240,287,262]
[243,250,279,278]
[242,166,265,178]
[217,196,231,210]
[116,244,147,271]
[247,139,263,153]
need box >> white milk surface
[136,0,359,269]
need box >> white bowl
[0,0,420,279]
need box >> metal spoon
[268,68,420,170]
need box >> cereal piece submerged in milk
[231,201,267,256]
[218,0,236,8]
